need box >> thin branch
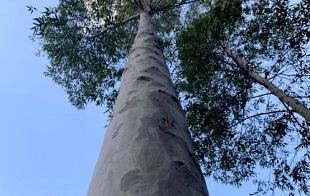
[278,98,304,129]
[249,93,273,99]
[229,110,291,129]
[88,13,140,39]
[151,0,202,14]
[134,0,144,10]
[150,0,161,10]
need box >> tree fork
[87,9,209,196]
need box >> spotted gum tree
[28,0,209,195]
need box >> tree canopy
[29,0,310,195]
[28,0,185,111]
[176,0,310,195]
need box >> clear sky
[0,1,255,195]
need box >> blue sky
[0,1,256,195]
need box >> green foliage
[30,0,135,110]
[29,0,182,111]
[177,0,310,195]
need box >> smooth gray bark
[87,11,209,196]
[223,46,310,122]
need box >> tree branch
[229,110,290,129]
[151,0,202,14]
[88,13,140,39]
[249,93,273,99]
[222,45,310,122]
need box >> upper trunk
[87,10,209,196]
[223,46,310,122]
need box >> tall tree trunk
[222,46,310,122]
[87,10,209,196]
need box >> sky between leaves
[0,0,259,195]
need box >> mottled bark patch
[119,96,141,114]
[149,81,166,88]
[134,46,160,55]
[152,119,207,195]
[156,162,208,196]
[158,89,179,104]
[147,55,166,67]
[158,128,190,159]
[120,169,143,192]
[135,115,158,141]
[149,91,177,132]
[135,115,169,172]
[150,90,182,115]
[128,90,138,96]
[136,59,144,64]
[130,53,141,61]
[136,31,153,39]
[144,36,157,43]
[138,139,166,172]
[112,123,123,139]
[149,91,165,107]
[144,36,163,50]
[112,130,119,139]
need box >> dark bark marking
[142,66,166,77]
[158,89,180,105]
[171,120,177,128]
[143,66,158,71]
[149,91,165,107]
[156,162,208,196]
[144,36,157,43]
[136,59,144,64]
[159,129,188,157]
[149,91,180,131]
[112,123,123,139]
[119,96,141,114]
[175,161,185,167]
[144,36,163,50]
[159,116,169,131]
[145,55,169,71]
[135,115,158,141]
[112,130,119,139]
[136,31,153,39]
[130,53,141,62]
[120,169,143,192]
[137,136,166,172]
[137,76,151,81]
[135,99,172,140]
[133,46,160,55]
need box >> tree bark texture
[223,46,310,122]
[87,11,209,196]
